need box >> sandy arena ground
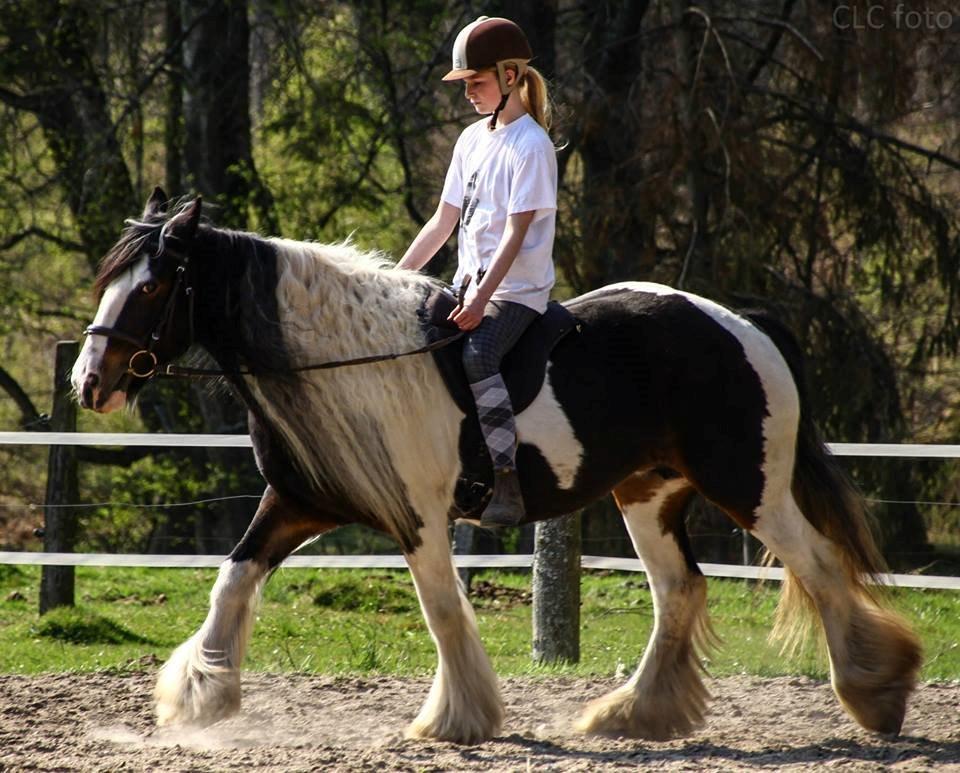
[0,672,958,771]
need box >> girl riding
[397,16,558,528]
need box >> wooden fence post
[39,340,79,615]
[532,511,581,663]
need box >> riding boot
[480,467,526,528]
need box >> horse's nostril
[82,372,99,408]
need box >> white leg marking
[155,559,265,727]
[516,369,583,489]
[578,477,713,740]
[404,518,503,743]
[752,491,920,734]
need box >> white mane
[245,238,463,550]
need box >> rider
[397,17,558,528]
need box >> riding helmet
[442,16,533,96]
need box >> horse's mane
[96,203,454,550]
[242,235,452,552]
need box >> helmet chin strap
[488,60,528,130]
[488,93,510,130]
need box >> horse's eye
[141,281,157,295]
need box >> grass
[0,564,957,680]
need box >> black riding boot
[480,468,526,528]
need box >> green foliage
[77,453,238,554]
[0,567,957,681]
[33,606,152,646]
[311,573,418,613]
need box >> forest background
[1,0,959,572]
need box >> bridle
[84,232,194,380]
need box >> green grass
[0,565,957,680]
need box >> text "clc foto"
[833,4,954,30]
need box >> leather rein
[84,237,466,381]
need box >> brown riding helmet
[442,16,533,96]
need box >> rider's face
[463,70,503,114]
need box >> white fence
[3,432,960,591]
[7,431,960,457]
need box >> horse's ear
[166,196,203,241]
[143,186,168,219]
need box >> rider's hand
[448,294,487,331]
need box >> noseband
[84,237,194,379]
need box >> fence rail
[3,432,959,592]
[1,551,957,590]
[8,431,960,457]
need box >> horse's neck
[192,228,289,372]
[269,239,427,360]
[192,230,429,370]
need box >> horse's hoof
[154,641,242,727]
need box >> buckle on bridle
[128,349,158,379]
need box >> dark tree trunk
[165,0,185,196]
[0,3,134,270]
[575,0,655,289]
[180,0,276,232]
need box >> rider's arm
[396,202,460,271]
[448,210,536,330]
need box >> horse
[71,188,921,744]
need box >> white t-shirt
[441,114,557,313]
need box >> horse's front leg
[404,515,504,744]
[155,485,336,727]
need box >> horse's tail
[744,311,888,651]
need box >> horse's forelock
[93,222,160,299]
[93,199,200,299]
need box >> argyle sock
[470,373,517,471]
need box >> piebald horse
[72,190,920,744]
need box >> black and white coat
[72,193,920,744]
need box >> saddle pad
[418,287,579,416]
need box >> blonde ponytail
[518,66,552,133]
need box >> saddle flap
[419,286,579,416]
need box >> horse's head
[72,187,202,412]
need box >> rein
[158,332,465,380]
[85,233,468,381]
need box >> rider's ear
[142,186,168,219]
[166,196,203,241]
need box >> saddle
[417,286,580,520]
[417,286,579,416]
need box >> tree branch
[0,85,46,111]
[0,364,41,426]
[0,226,85,253]
[748,84,960,172]
[744,0,798,85]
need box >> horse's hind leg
[577,471,712,740]
[155,485,336,727]
[404,516,503,744]
[751,489,921,734]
